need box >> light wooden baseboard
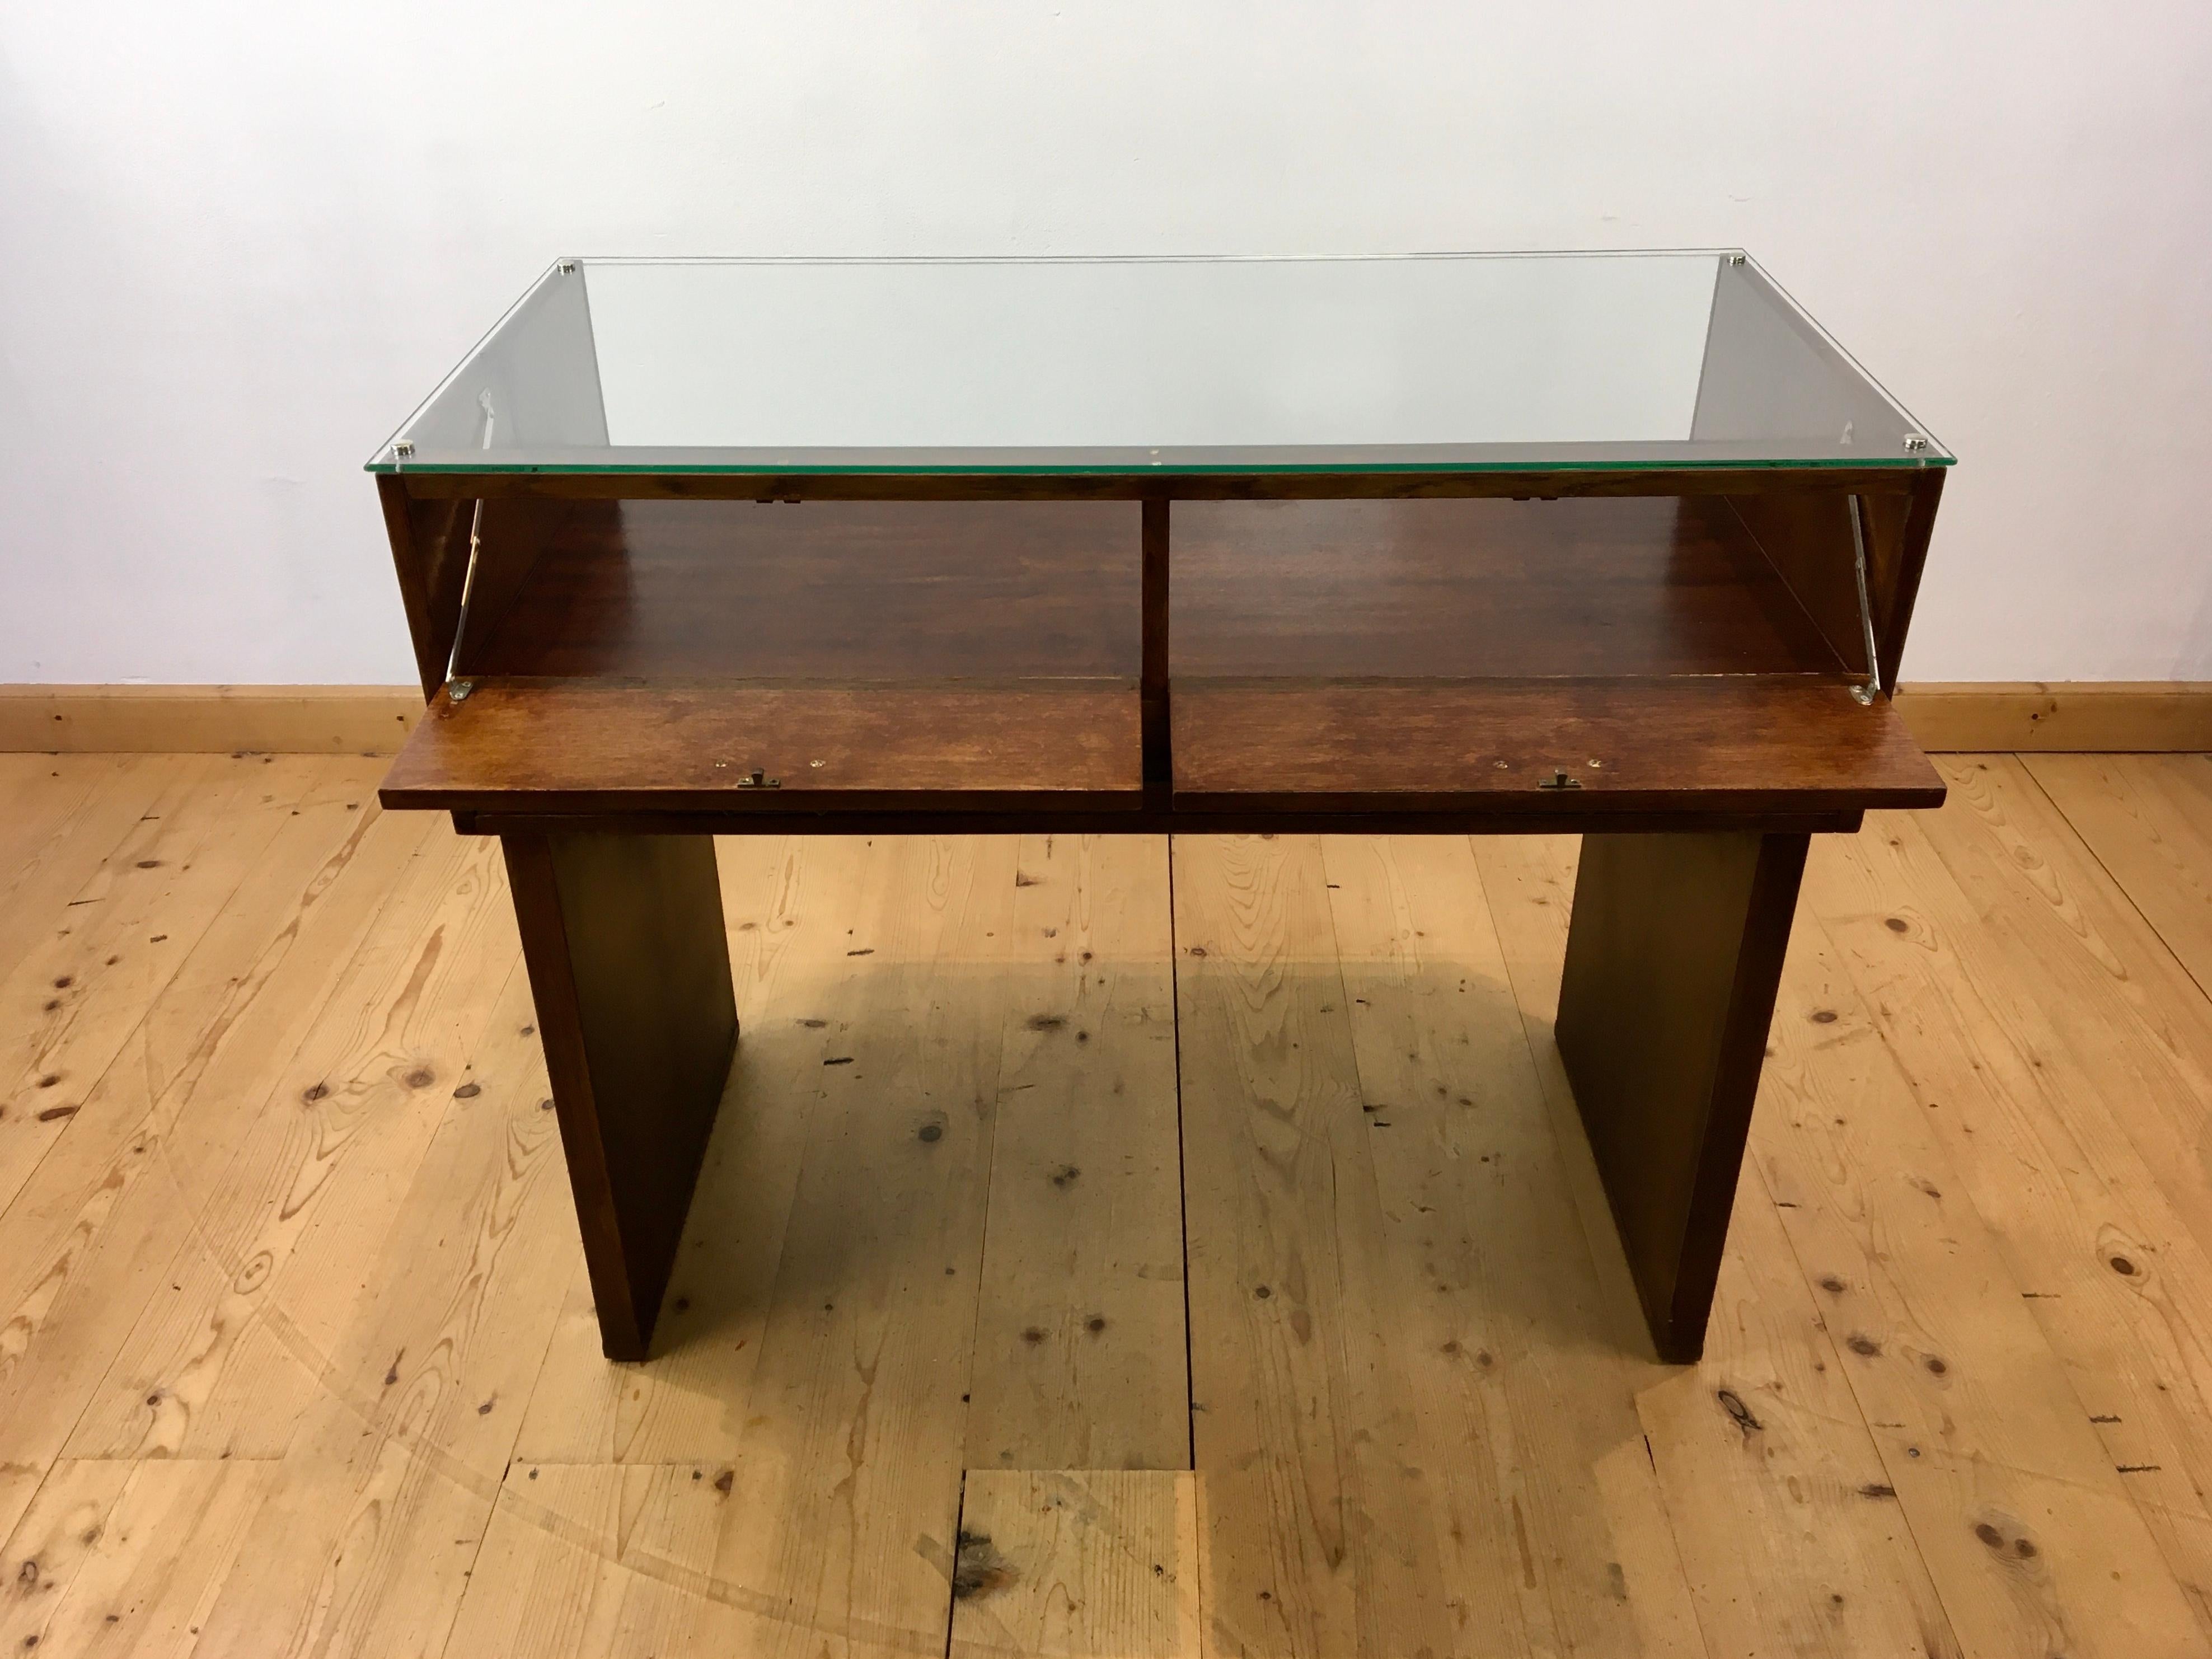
[2,682,2207,757]
[0,685,423,754]
[1894,682,2212,753]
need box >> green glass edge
[366,453,1954,477]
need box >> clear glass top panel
[370,252,1948,475]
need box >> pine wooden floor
[4,751,2212,1657]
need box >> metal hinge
[735,770,780,789]
[1538,769,1583,791]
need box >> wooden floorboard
[4,754,2212,1655]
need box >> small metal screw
[448,679,474,703]
[557,259,578,274]
[392,439,414,459]
[1902,434,1929,452]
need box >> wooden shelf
[380,678,1144,816]
[1171,676,1944,818]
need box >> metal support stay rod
[444,395,497,699]
[1847,495,1881,706]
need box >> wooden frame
[374,461,1951,1364]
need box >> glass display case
[368,251,1950,1365]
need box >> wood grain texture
[465,499,1141,683]
[688,834,1020,1658]
[1172,678,1943,818]
[381,679,1145,816]
[512,834,864,1464]
[0,1459,271,1657]
[950,1470,1201,1658]
[1472,833,1956,1658]
[11,755,2212,1656]
[0,754,321,1217]
[57,833,518,1463]
[1811,766,2212,1631]
[1316,831,1704,1656]
[0,685,422,755]
[1754,913,2206,1656]
[967,834,1188,1474]
[1173,831,1707,1657]
[1896,682,2212,752]
[442,1462,727,1658]
[2025,753,2212,997]
[1555,830,1810,1362]
[1171,830,1452,1657]
[1171,495,1847,679]
[503,831,738,1360]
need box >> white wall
[4,1,2209,685]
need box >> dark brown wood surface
[391,464,1941,503]
[468,499,1140,681]
[379,477,471,700]
[456,803,1868,839]
[1719,493,1869,678]
[1554,830,1810,1362]
[502,830,738,1360]
[381,678,1145,816]
[426,493,1865,688]
[1172,496,1848,678]
[1876,471,1945,696]
[1171,678,1944,817]
[1141,497,1169,792]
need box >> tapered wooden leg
[501,831,738,1361]
[1555,830,1809,1363]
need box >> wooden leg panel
[502,831,738,1360]
[1555,830,1808,1362]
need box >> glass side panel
[372,252,1948,475]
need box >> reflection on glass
[376,253,1946,474]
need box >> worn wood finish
[15,756,2212,1652]
[967,834,1188,1474]
[1555,829,1811,1362]
[1173,677,1943,818]
[382,679,1145,817]
[502,830,739,1359]
[949,1471,1201,1658]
